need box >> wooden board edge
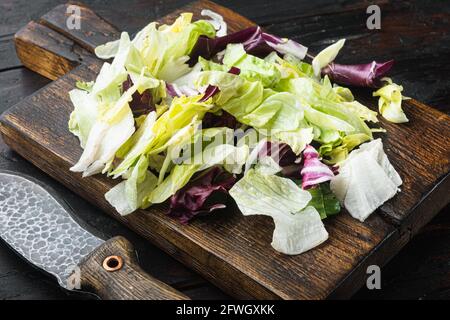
[14,22,79,80]
[401,172,450,235]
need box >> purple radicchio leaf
[199,67,240,102]
[189,26,307,64]
[188,26,261,65]
[244,29,308,59]
[202,110,238,129]
[321,60,394,88]
[122,75,155,116]
[256,32,308,60]
[258,141,302,178]
[168,166,236,224]
[166,83,200,98]
[228,66,241,75]
[199,85,220,102]
[300,145,336,189]
[199,67,240,127]
[165,82,181,97]
[168,67,239,101]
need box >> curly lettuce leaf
[282,77,373,137]
[96,13,216,82]
[196,71,305,132]
[320,133,371,164]
[70,72,146,177]
[373,78,408,123]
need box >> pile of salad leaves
[68,10,406,255]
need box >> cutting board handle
[38,3,120,53]
[76,236,189,300]
[14,3,120,80]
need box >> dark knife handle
[75,236,189,300]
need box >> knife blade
[0,170,188,300]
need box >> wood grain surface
[0,0,449,300]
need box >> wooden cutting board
[1,0,449,299]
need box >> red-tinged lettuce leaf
[165,82,182,97]
[321,60,394,88]
[122,75,155,116]
[258,141,302,178]
[199,85,220,102]
[166,82,200,97]
[189,26,307,64]
[259,33,307,60]
[169,67,239,101]
[168,166,236,224]
[199,67,240,102]
[300,145,336,189]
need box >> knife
[0,170,189,300]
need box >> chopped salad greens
[69,11,406,255]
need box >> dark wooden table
[0,0,449,300]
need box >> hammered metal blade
[0,172,104,289]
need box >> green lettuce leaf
[250,92,304,132]
[96,13,216,82]
[112,95,213,177]
[70,72,147,176]
[373,78,408,123]
[273,127,314,155]
[282,77,373,137]
[145,141,247,205]
[75,80,94,92]
[196,71,305,132]
[265,52,314,80]
[307,183,341,219]
[68,89,98,148]
[222,44,281,87]
[312,39,346,77]
[319,133,371,164]
[196,70,264,112]
[157,118,201,183]
[145,163,198,205]
[341,101,378,123]
[105,155,158,215]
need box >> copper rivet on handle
[103,255,123,272]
